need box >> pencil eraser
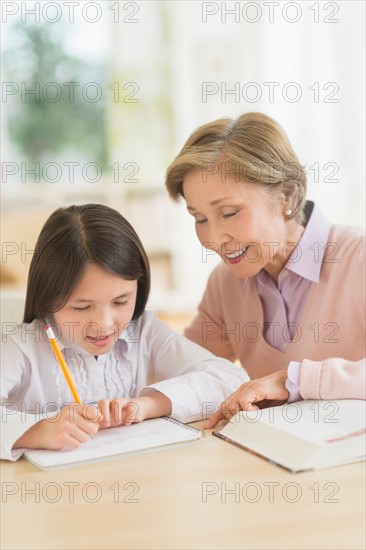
[45,325,56,339]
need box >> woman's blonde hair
[165,112,307,224]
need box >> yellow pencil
[45,324,81,403]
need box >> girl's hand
[97,398,146,428]
[13,403,101,450]
[98,392,172,429]
[204,370,290,429]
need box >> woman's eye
[73,306,90,312]
[223,211,238,219]
[115,301,128,306]
[195,218,207,225]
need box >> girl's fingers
[68,427,91,444]
[110,400,126,427]
[57,434,82,450]
[97,400,113,428]
[72,417,99,438]
[55,425,93,449]
[122,402,139,425]
[99,399,143,428]
[82,403,103,423]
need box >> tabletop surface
[1,422,365,550]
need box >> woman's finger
[203,408,223,429]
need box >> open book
[23,417,202,471]
[213,399,366,472]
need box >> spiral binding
[162,416,202,434]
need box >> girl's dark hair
[23,204,150,323]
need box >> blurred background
[1,0,365,328]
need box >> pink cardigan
[185,224,366,400]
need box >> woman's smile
[183,171,298,280]
[224,244,250,264]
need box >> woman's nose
[206,224,231,252]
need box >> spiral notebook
[23,417,203,471]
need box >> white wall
[169,0,364,225]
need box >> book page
[232,400,366,444]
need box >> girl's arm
[1,336,100,459]
[1,405,42,461]
[97,392,172,428]
[139,313,249,424]
[12,404,100,451]
[0,337,41,461]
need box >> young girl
[1,203,248,461]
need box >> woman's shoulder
[325,224,365,299]
[326,224,365,266]
[328,223,365,247]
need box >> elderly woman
[165,112,365,427]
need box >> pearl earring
[285,209,292,216]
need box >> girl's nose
[96,312,115,335]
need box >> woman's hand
[98,392,172,429]
[13,403,101,450]
[204,370,290,429]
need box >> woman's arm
[299,358,366,400]
[204,358,366,428]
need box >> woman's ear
[281,181,299,217]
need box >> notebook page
[24,417,202,468]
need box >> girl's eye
[73,306,90,312]
[115,301,128,306]
[195,218,207,225]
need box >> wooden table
[1,422,365,550]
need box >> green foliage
[4,23,109,170]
